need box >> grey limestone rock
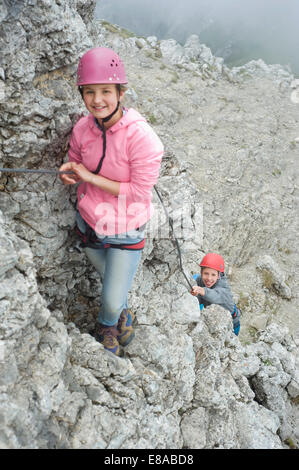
[0,0,298,450]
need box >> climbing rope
[154,186,193,290]
[0,168,74,175]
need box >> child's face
[82,84,124,121]
[201,267,220,288]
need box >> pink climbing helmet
[77,47,128,86]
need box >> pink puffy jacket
[68,108,163,236]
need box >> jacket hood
[212,272,229,289]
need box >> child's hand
[190,286,205,296]
[59,162,93,185]
[59,162,80,185]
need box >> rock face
[0,1,298,449]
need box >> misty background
[95,0,299,76]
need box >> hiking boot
[95,323,120,356]
[117,308,135,346]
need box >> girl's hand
[59,162,80,185]
[59,162,93,185]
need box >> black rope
[154,186,193,290]
[0,168,74,175]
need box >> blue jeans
[76,212,142,326]
[84,246,141,326]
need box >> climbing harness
[75,223,145,251]
[0,166,193,289]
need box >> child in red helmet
[190,253,241,335]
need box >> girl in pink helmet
[59,47,163,356]
[190,253,241,335]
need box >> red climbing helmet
[200,253,225,273]
[77,47,128,86]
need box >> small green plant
[291,396,299,406]
[148,114,157,125]
[272,168,281,176]
[262,359,273,366]
[120,27,135,39]
[101,21,135,40]
[284,437,297,449]
[101,21,119,34]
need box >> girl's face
[82,84,124,123]
[201,267,220,288]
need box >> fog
[95,0,299,76]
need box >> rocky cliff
[0,0,298,449]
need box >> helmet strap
[102,85,122,123]
[102,100,120,123]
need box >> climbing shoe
[231,304,241,336]
[95,323,120,356]
[117,308,135,347]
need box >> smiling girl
[59,47,163,356]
